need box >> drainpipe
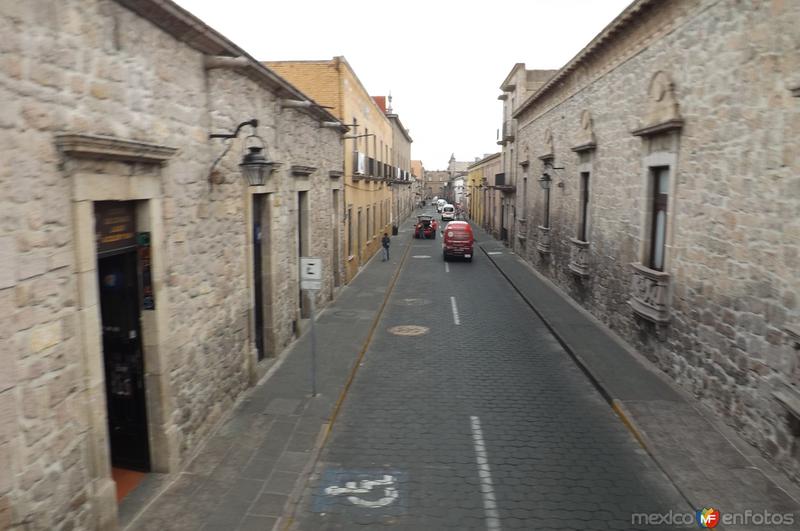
[204,55,249,70]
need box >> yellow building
[266,57,393,282]
[467,153,501,230]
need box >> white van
[441,204,456,221]
[436,199,446,213]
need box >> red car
[442,221,474,261]
[414,215,438,239]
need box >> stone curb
[477,245,700,507]
[478,245,615,404]
[478,243,800,518]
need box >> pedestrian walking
[381,232,390,261]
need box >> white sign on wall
[300,257,322,291]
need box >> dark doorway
[98,247,150,472]
[298,191,310,318]
[253,195,266,360]
[331,190,340,288]
[500,204,508,242]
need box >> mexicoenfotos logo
[631,508,795,527]
[696,507,721,528]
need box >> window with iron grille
[578,172,590,241]
[648,167,669,271]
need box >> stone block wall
[513,0,800,482]
[0,0,344,528]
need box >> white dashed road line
[445,262,450,273]
[470,415,501,530]
[450,296,460,325]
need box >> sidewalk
[473,224,800,529]
[120,215,419,531]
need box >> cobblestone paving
[291,214,691,530]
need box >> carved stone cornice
[632,119,684,137]
[55,134,178,164]
[290,165,317,177]
[572,110,596,152]
[329,170,343,179]
[631,71,683,137]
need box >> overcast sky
[174,0,632,170]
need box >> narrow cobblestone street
[288,208,690,530]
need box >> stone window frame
[628,71,683,325]
[248,170,288,376]
[568,147,594,278]
[56,133,178,525]
[637,148,679,273]
[347,205,354,259]
[539,155,554,229]
[573,150,594,243]
[535,155,555,255]
[628,139,681,324]
[357,207,363,260]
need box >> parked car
[436,199,446,213]
[441,204,456,221]
[442,221,474,262]
[414,215,438,239]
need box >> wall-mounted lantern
[539,159,564,190]
[209,119,278,186]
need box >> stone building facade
[497,65,556,246]
[466,153,501,232]
[0,0,345,529]
[265,58,396,283]
[509,0,800,482]
[424,170,450,201]
[424,155,471,202]
[386,107,415,227]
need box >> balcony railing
[628,262,670,323]
[494,173,515,193]
[353,151,365,179]
[568,238,590,277]
[536,226,551,254]
[502,120,515,142]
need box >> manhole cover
[412,255,431,259]
[388,325,430,336]
[396,298,432,306]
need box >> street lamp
[239,139,274,186]
[209,119,278,186]
[539,159,563,190]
